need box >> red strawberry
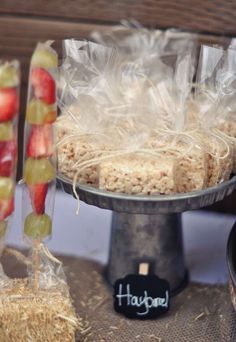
[0,88,19,122]
[0,139,17,177]
[28,183,48,215]
[27,124,53,158]
[0,197,14,220]
[31,68,56,105]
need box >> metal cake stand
[58,175,236,295]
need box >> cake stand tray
[58,175,236,295]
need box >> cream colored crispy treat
[218,120,236,137]
[175,146,207,193]
[57,136,99,186]
[146,135,207,193]
[207,153,232,187]
[200,132,233,187]
[0,279,77,342]
[218,120,236,173]
[56,118,100,185]
[56,112,233,194]
[99,154,177,195]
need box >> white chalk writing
[116,284,169,316]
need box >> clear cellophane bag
[193,45,236,179]
[0,60,20,285]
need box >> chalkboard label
[113,274,170,319]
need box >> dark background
[0,0,235,213]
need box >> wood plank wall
[1,0,236,35]
[0,0,235,212]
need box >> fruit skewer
[0,61,19,256]
[23,42,57,290]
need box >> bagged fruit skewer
[0,42,78,341]
[23,41,64,290]
[0,61,19,281]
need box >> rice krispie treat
[218,120,236,173]
[146,134,207,193]
[198,132,233,187]
[99,154,177,195]
[56,117,100,185]
[175,146,207,193]
[57,137,99,185]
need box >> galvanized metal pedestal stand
[59,176,236,295]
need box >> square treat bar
[218,120,236,173]
[99,154,177,195]
[175,146,207,193]
[57,137,99,186]
[202,132,233,187]
[56,119,99,185]
[146,135,207,193]
[0,279,77,341]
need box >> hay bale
[0,279,78,342]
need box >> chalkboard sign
[113,274,170,319]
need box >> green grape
[24,212,52,238]
[0,122,14,141]
[24,158,55,185]
[0,221,7,239]
[0,177,14,199]
[31,48,58,69]
[0,64,19,88]
[26,99,56,125]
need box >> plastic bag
[91,21,197,61]
[58,38,204,195]
[193,45,236,179]
[58,40,154,188]
[0,61,20,284]
[23,41,66,290]
[57,36,233,197]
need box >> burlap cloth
[2,252,236,342]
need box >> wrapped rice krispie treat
[193,45,236,184]
[57,39,154,190]
[215,46,236,172]
[99,154,177,195]
[175,146,207,193]
[57,38,208,196]
[142,47,209,193]
[190,131,233,187]
[146,134,207,193]
[218,120,236,172]
[57,36,233,197]
[56,115,104,185]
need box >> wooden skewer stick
[33,239,40,291]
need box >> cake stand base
[106,212,188,294]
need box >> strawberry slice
[0,88,19,122]
[28,183,48,215]
[0,197,14,220]
[0,140,17,177]
[31,68,56,105]
[27,124,53,158]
